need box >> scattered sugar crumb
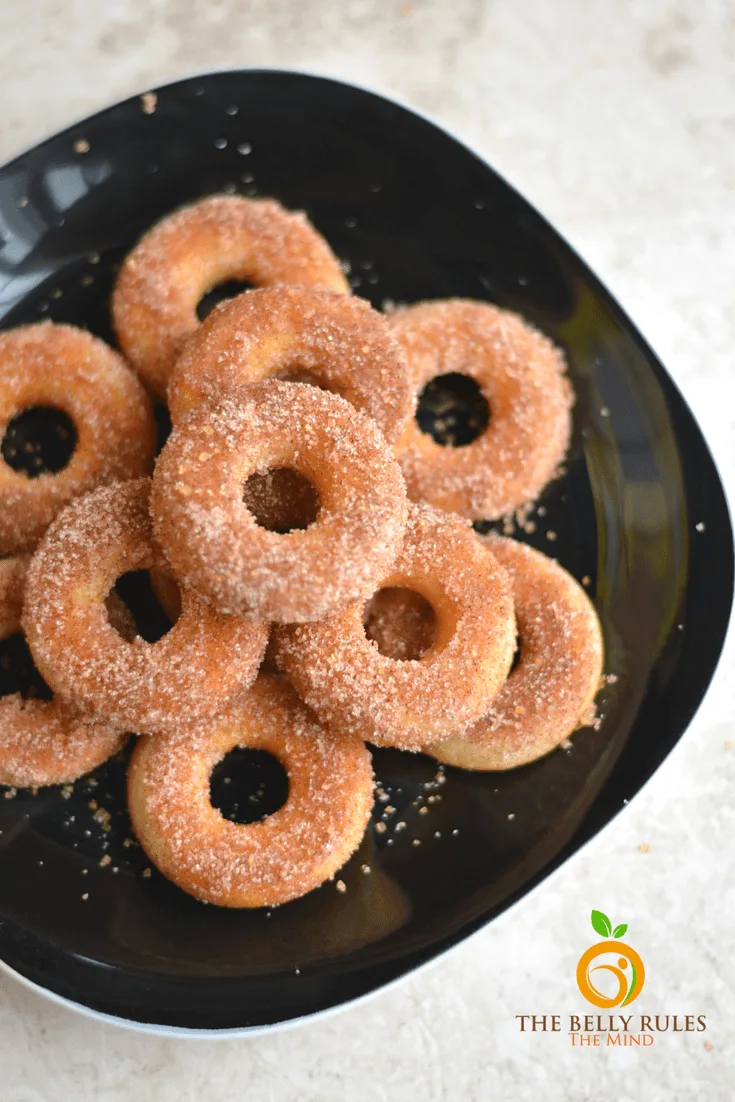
[375,821,387,834]
[74,139,90,153]
[507,813,516,821]
[335,879,346,893]
[361,864,371,875]
[81,893,89,901]
[695,522,706,532]
[639,843,650,853]
[142,867,152,878]
[141,92,157,114]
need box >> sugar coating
[390,299,573,519]
[151,382,408,623]
[22,478,268,734]
[112,195,350,397]
[0,553,30,639]
[167,284,413,443]
[0,694,125,788]
[0,323,156,552]
[427,534,604,770]
[127,674,374,908]
[275,502,517,748]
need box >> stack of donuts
[0,195,603,908]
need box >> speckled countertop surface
[0,1,733,1099]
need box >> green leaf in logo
[613,923,628,939]
[591,910,612,938]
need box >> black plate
[0,70,731,1033]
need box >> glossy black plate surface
[0,70,731,1032]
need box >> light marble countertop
[0,1,733,1099]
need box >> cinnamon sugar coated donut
[151,382,408,622]
[112,196,350,397]
[0,550,126,786]
[0,323,155,552]
[390,300,573,519]
[275,502,516,749]
[167,285,412,443]
[0,696,125,788]
[0,554,29,639]
[22,479,268,734]
[427,534,603,770]
[127,674,374,907]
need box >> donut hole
[363,586,438,661]
[154,402,172,456]
[243,467,320,533]
[0,633,53,701]
[1,407,77,476]
[196,279,255,321]
[210,747,289,823]
[416,373,490,446]
[106,570,180,643]
[275,367,330,389]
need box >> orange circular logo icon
[576,939,645,1008]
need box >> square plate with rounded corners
[0,70,731,1034]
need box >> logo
[515,908,707,1046]
[576,909,645,1008]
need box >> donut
[390,300,573,519]
[151,382,408,623]
[22,478,268,734]
[167,285,412,443]
[275,502,516,749]
[426,534,604,770]
[0,554,29,640]
[127,674,374,907]
[0,323,156,552]
[0,555,125,787]
[112,196,350,397]
[0,696,126,789]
